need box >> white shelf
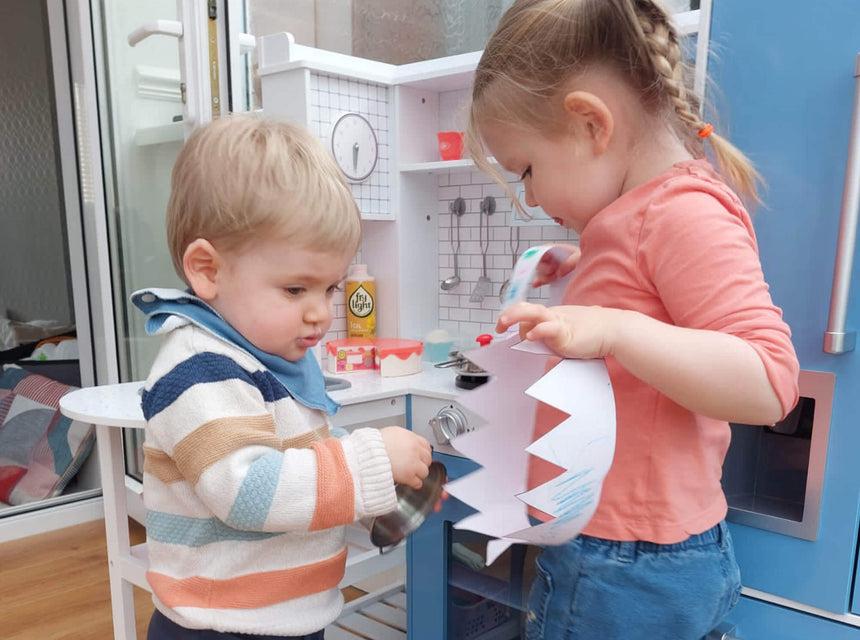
[394,51,482,93]
[399,157,502,176]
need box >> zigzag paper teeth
[445,333,616,554]
[517,465,605,520]
[524,359,615,469]
[525,358,614,421]
[445,467,525,512]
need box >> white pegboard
[436,169,579,344]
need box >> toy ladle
[441,197,466,290]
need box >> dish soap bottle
[346,263,376,338]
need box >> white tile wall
[309,74,578,361]
[307,72,385,358]
[436,170,579,347]
[308,73,390,216]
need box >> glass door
[86,0,228,480]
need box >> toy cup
[437,131,464,161]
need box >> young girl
[465,1,800,639]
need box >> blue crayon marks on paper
[552,469,597,520]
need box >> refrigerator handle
[824,53,860,354]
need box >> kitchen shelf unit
[257,35,488,344]
[257,2,707,347]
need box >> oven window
[447,525,540,639]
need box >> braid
[467,0,763,206]
[629,1,702,143]
[630,0,763,204]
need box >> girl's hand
[496,301,625,360]
[532,244,582,288]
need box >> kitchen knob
[429,406,469,444]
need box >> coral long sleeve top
[529,159,799,544]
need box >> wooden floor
[0,519,154,640]
[0,519,392,640]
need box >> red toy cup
[437,131,464,161]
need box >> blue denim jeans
[146,610,325,640]
[525,520,741,640]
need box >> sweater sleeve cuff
[340,428,397,518]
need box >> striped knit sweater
[141,323,398,635]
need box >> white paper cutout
[447,314,616,564]
[500,244,573,310]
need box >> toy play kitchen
[48,1,860,639]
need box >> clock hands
[331,113,376,182]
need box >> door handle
[124,2,214,133]
[824,53,860,354]
[127,19,183,47]
[237,32,256,54]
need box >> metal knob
[429,406,470,444]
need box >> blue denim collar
[131,288,338,415]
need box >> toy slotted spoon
[469,196,495,302]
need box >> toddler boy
[133,115,432,639]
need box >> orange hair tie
[697,123,714,138]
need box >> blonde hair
[166,114,361,283]
[466,0,762,207]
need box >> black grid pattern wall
[309,73,390,216]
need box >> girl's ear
[182,238,221,301]
[563,91,614,155]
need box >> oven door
[408,451,535,640]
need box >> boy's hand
[433,487,449,513]
[496,302,626,360]
[380,426,433,489]
[532,244,581,288]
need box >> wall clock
[330,112,378,183]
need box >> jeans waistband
[580,521,726,562]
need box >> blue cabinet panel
[728,596,860,640]
[407,452,480,640]
[710,0,860,612]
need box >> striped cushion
[0,365,95,504]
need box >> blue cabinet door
[727,596,860,639]
[407,452,480,640]
[710,0,860,613]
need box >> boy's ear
[563,91,614,155]
[182,238,221,301]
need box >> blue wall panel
[710,0,860,613]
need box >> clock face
[330,112,379,183]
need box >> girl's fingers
[498,302,548,335]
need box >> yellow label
[346,280,376,338]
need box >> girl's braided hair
[466,0,761,206]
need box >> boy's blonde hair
[466,0,761,207]
[167,114,361,283]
